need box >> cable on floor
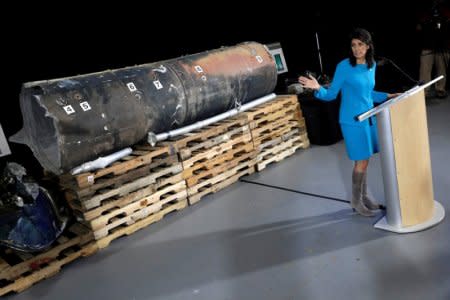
[240,178,350,204]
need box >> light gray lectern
[357,76,445,233]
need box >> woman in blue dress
[299,28,400,216]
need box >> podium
[357,76,445,233]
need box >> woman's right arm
[298,62,346,101]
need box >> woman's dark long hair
[349,28,375,68]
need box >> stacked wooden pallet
[0,223,97,296]
[240,95,310,171]
[164,116,257,205]
[1,95,310,296]
[60,144,188,249]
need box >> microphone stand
[315,32,324,75]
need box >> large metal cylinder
[10,42,277,174]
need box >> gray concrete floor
[6,96,450,300]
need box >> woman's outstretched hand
[298,75,321,91]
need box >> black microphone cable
[379,56,421,85]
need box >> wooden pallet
[60,145,175,189]
[65,154,180,200]
[182,143,254,179]
[73,173,184,222]
[161,112,256,207]
[95,199,188,249]
[254,127,305,151]
[247,98,302,132]
[65,163,183,212]
[65,167,188,241]
[162,117,250,157]
[239,95,299,125]
[256,133,310,171]
[187,159,256,205]
[0,223,97,296]
[251,114,304,146]
[185,149,256,187]
[179,125,253,169]
[248,102,301,131]
[58,140,189,246]
[91,180,187,239]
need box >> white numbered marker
[63,105,75,115]
[153,80,163,90]
[127,82,137,92]
[80,101,91,111]
[194,65,204,73]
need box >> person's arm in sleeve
[314,62,346,101]
[372,90,389,103]
[373,91,402,103]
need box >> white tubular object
[70,147,133,175]
[147,93,277,146]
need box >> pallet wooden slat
[77,173,185,222]
[69,163,183,211]
[95,199,188,249]
[91,181,188,239]
[187,159,256,204]
[60,145,174,189]
[188,167,255,205]
[0,223,97,296]
[256,134,310,171]
[162,116,250,152]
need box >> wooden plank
[247,104,300,130]
[0,223,97,297]
[163,117,250,151]
[60,145,172,189]
[72,155,179,199]
[76,163,183,210]
[185,150,256,187]
[256,127,306,151]
[78,173,184,221]
[389,90,434,226]
[188,167,255,205]
[90,181,187,238]
[252,120,306,149]
[240,95,299,122]
[95,199,188,249]
[256,135,309,171]
[0,242,97,296]
[181,131,253,169]
[182,143,254,178]
[178,125,251,160]
[251,114,300,138]
[188,160,256,196]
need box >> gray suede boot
[362,172,382,210]
[351,171,375,217]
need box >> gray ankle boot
[351,171,375,217]
[362,172,381,210]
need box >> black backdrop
[0,0,432,175]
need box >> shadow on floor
[59,209,391,299]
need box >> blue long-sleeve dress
[314,58,388,160]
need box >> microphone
[416,80,425,86]
[285,78,300,84]
[286,83,304,95]
[376,56,390,66]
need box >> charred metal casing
[10,42,277,174]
